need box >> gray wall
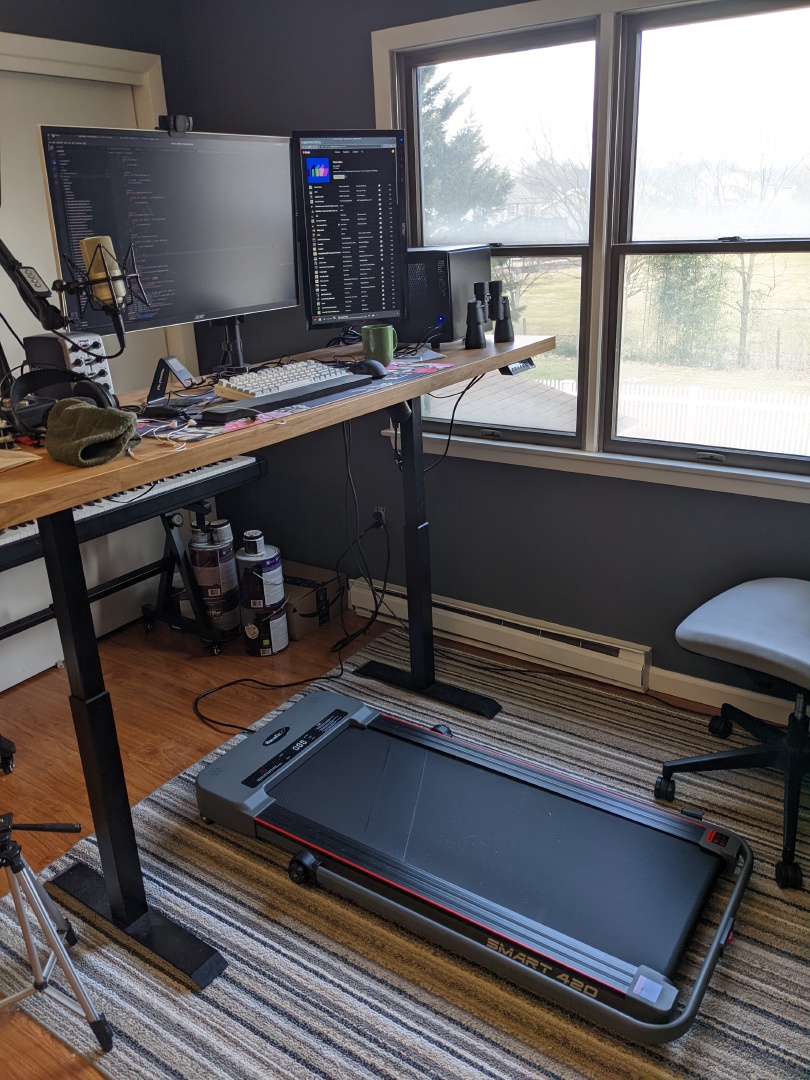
[2,0,807,694]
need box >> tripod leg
[5,866,47,989]
[16,863,113,1050]
[28,873,77,946]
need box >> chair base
[655,701,809,889]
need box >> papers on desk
[0,449,40,472]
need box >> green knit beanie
[44,398,142,467]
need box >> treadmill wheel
[654,775,676,801]
[708,714,733,738]
[775,860,803,889]
[288,850,320,886]
[432,724,452,736]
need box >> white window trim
[415,431,810,503]
[372,0,810,503]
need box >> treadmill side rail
[302,843,753,1045]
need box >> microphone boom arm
[0,237,66,332]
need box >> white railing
[538,380,810,456]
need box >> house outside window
[393,1,810,476]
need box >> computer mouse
[348,358,388,379]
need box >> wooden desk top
[0,335,554,530]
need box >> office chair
[654,578,810,889]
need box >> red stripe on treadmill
[254,815,624,997]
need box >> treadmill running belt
[268,725,718,978]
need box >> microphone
[79,236,127,352]
[79,236,127,308]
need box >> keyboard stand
[142,506,231,654]
[36,509,227,989]
[356,397,501,720]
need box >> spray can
[236,530,289,656]
[188,518,241,640]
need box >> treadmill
[196,689,752,1045]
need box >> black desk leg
[36,510,227,988]
[356,398,501,719]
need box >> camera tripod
[0,813,113,1050]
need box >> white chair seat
[675,577,810,689]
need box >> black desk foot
[356,660,501,719]
[48,863,227,989]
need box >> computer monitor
[291,130,407,330]
[40,126,299,337]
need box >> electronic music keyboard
[0,455,264,573]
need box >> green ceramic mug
[361,323,398,365]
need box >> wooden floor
[0,614,712,1078]
[0,612,385,1079]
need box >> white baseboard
[349,579,651,692]
[648,667,792,726]
[349,578,793,726]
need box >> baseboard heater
[349,580,651,692]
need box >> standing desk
[0,334,555,985]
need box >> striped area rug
[0,630,807,1079]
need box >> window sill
[383,427,810,503]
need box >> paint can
[240,603,289,656]
[188,518,241,639]
[236,530,288,655]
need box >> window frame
[376,0,810,492]
[602,0,810,475]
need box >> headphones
[6,367,117,438]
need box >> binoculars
[465,279,514,348]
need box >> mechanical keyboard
[0,455,264,572]
[204,360,371,420]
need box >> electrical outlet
[374,506,387,524]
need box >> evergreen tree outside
[418,66,513,244]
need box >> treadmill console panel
[196,691,380,836]
[242,708,349,788]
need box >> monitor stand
[211,315,247,374]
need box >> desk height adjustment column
[36,509,227,988]
[356,397,501,719]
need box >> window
[400,23,596,446]
[395,1,810,475]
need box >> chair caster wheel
[708,714,732,738]
[654,775,676,801]
[775,860,802,889]
[208,642,222,656]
